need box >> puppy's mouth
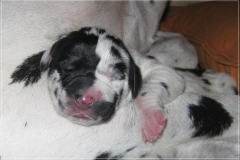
[58,90,117,125]
[70,104,94,120]
[62,88,102,121]
[76,113,90,119]
[73,112,92,120]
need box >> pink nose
[74,88,102,110]
[75,96,95,110]
[81,96,95,106]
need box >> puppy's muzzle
[64,77,103,119]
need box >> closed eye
[63,65,76,72]
[100,63,126,80]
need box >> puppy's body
[4,27,239,159]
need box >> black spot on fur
[114,62,127,80]
[159,82,170,96]
[146,55,155,59]
[175,68,205,77]
[232,86,238,95]
[140,92,147,96]
[140,153,148,158]
[95,101,116,122]
[24,122,27,127]
[126,146,136,152]
[94,94,118,122]
[159,82,168,90]
[188,96,233,138]
[95,152,111,160]
[202,79,211,85]
[106,34,129,55]
[111,46,122,59]
[10,51,45,87]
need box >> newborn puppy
[10,27,238,143]
[11,27,186,142]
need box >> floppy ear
[10,51,47,87]
[128,58,142,99]
[10,34,68,86]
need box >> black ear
[128,58,142,99]
[10,51,46,87]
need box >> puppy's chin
[53,106,102,126]
[66,115,102,126]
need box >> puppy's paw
[140,107,166,142]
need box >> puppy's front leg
[135,65,185,142]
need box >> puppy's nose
[73,88,102,110]
[75,96,95,110]
[81,96,95,106]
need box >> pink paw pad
[140,107,167,142]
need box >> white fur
[132,51,185,104]
[146,31,198,68]
[175,69,238,96]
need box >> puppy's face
[12,27,142,126]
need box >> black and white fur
[6,27,239,159]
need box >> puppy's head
[11,27,142,125]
